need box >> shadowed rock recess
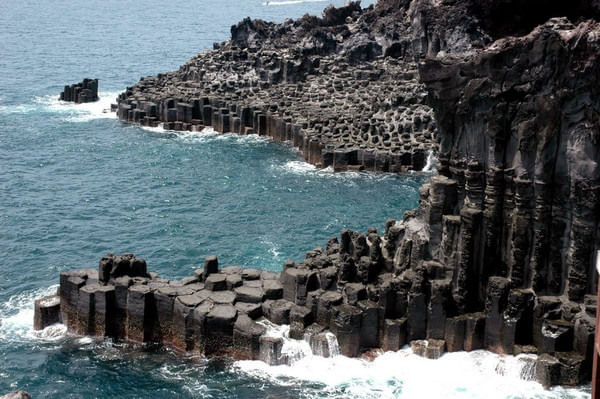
[36,0,600,388]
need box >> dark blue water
[0,0,590,397]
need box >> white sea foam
[39,91,119,122]
[0,284,64,343]
[274,161,346,178]
[0,92,119,122]
[238,349,589,398]
[279,160,318,174]
[75,336,94,345]
[141,124,219,139]
[260,238,283,259]
[274,161,403,188]
[230,133,271,145]
[30,323,68,342]
[140,123,168,134]
[53,92,119,122]
[258,320,314,363]
[140,125,272,146]
[421,148,438,173]
[236,322,589,399]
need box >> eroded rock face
[395,6,600,386]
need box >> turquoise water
[0,0,590,397]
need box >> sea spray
[0,285,61,343]
[45,91,119,122]
[235,345,590,399]
[421,148,438,173]
[258,319,320,364]
[234,322,587,398]
[324,332,340,357]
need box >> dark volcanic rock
[419,18,600,304]
[40,0,600,388]
[115,1,442,172]
[34,294,61,330]
[99,253,148,284]
[60,78,98,103]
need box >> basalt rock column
[60,79,99,103]
[413,17,600,385]
[419,18,600,303]
[33,295,61,330]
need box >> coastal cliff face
[376,7,600,382]
[419,18,600,302]
[387,0,600,383]
[40,0,600,388]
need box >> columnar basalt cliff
[38,0,600,389]
[401,15,600,385]
[419,18,600,301]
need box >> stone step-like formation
[60,78,99,103]
[35,246,594,387]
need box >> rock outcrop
[406,14,600,386]
[37,0,600,389]
[114,1,448,172]
[419,18,600,302]
[60,78,99,103]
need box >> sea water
[0,0,591,397]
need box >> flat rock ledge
[36,243,594,388]
[114,2,439,172]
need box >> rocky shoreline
[36,0,600,389]
[113,1,439,172]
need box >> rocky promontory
[38,0,600,389]
[115,1,449,172]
